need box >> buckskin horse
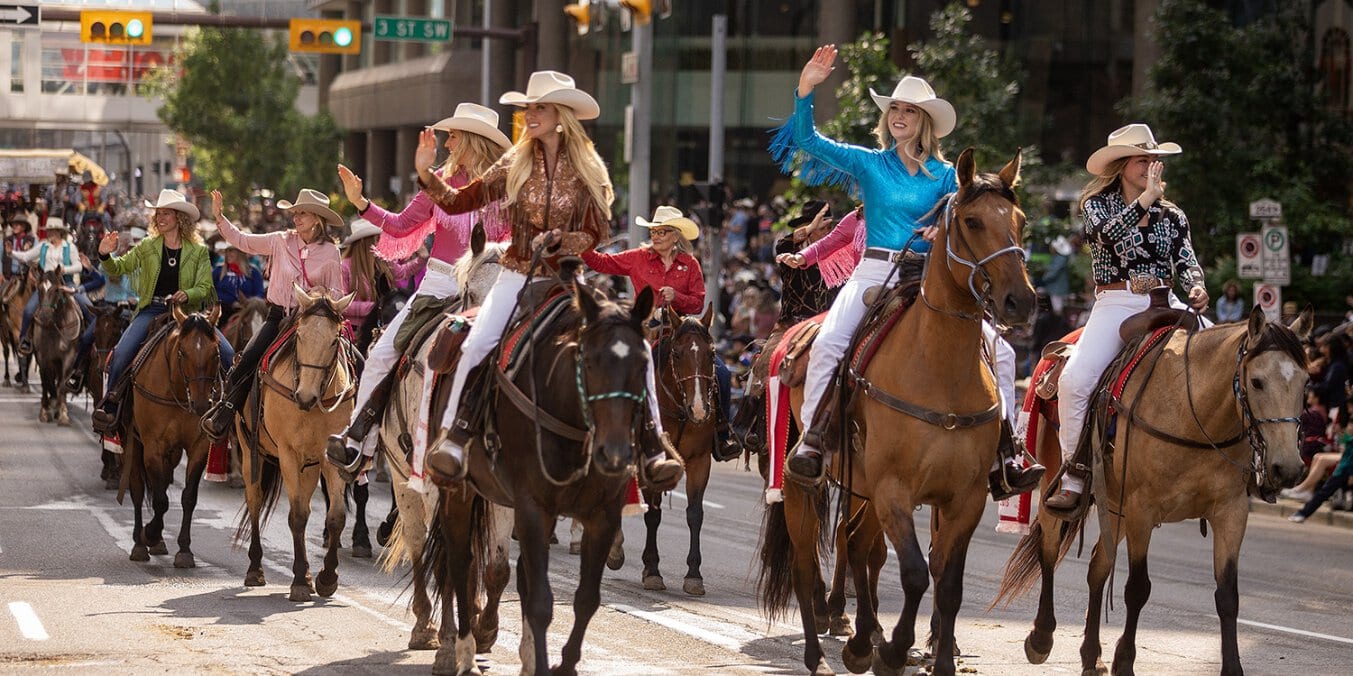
[234,285,357,602]
[423,263,661,676]
[31,268,83,425]
[119,305,223,567]
[758,148,1035,676]
[993,307,1311,676]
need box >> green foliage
[1124,0,1353,306]
[143,27,342,217]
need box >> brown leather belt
[862,248,922,264]
[1096,277,1170,295]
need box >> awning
[0,149,109,186]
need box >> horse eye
[964,217,983,230]
[1250,378,1264,391]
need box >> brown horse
[758,148,1035,676]
[91,304,128,490]
[235,285,356,602]
[994,308,1311,676]
[31,268,83,425]
[221,296,267,351]
[639,304,720,596]
[0,267,35,388]
[423,271,660,675]
[120,305,223,567]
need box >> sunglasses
[650,228,677,237]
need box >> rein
[133,325,222,415]
[656,319,719,441]
[918,194,1027,323]
[260,302,357,413]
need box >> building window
[1319,28,1350,115]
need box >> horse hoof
[351,544,373,559]
[129,545,149,562]
[1024,633,1052,664]
[228,476,245,489]
[104,478,119,491]
[173,552,196,569]
[870,651,905,676]
[244,570,266,587]
[288,584,312,602]
[473,626,498,653]
[829,614,854,638]
[812,657,835,676]
[682,577,705,596]
[58,415,70,426]
[148,541,168,556]
[315,571,338,597]
[642,575,665,591]
[38,410,49,423]
[871,627,884,646]
[568,541,581,555]
[409,626,440,650]
[842,643,873,674]
[606,548,624,571]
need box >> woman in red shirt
[582,206,740,461]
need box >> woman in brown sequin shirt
[417,71,682,489]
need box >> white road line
[667,491,725,509]
[608,602,760,652]
[8,602,50,640]
[1238,619,1353,646]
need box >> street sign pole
[626,20,652,259]
[704,13,727,319]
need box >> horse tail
[990,513,1086,609]
[232,458,283,544]
[756,500,795,621]
[419,489,489,613]
[376,512,408,574]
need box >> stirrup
[326,434,365,483]
[200,401,235,441]
[785,429,828,487]
[989,460,1045,502]
[425,430,468,485]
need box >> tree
[143,24,342,215]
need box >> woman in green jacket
[90,189,234,433]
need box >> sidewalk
[1250,496,1353,529]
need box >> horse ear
[292,282,313,311]
[334,291,357,315]
[700,302,715,330]
[575,280,602,324]
[632,286,656,329]
[1246,305,1267,349]
[471,222,486,257]
[207,303,221,326]
[998,147,1023,189]
[664,303,680,325]
[172,303,187,325]
[956,147,976,187]
[1290,304,1315,340]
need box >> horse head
[660,303,719,426]
[1239,305,1313,488]
[453,223,506,308]
[934,147,1036,327]
[570,264,655,477]
[33,269,72,330]
[92,304,125,351]
[169,303,224,415]
[291,283,354,411]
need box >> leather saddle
[1118,287,1198,342]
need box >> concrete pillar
[1132,0,1161,97]
[535,0,568,71]
[815,0,856,119]
[342,132,366,176]
[403,0,429,61]
[366,129,397,206]
[394,126,420,204]
[373,0,395,66]
[490,0,519,110]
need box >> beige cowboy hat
[340,218,382,248]
[869,75,956,138]
[431,102,513,150]
[43,216,70,233]
[499,70,600,121]
[143,188,200,221]
[1085,123,1182,176]
[636,205,699,241]
[278,188,342,227]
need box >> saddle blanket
[764,313,828,503]
[1003,330,1084,533]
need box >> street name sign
[1260,224,1290,286]
[1236,233,1262,280]
[373,16,452,43]
[0,4,39,28]
[1249,198,1281,221]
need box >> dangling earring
[554,123,564,134]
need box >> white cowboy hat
[277,188,342,227]
[213,240,229,253]
[733,198,756,208]
[340,218,382,248]
[499,70,600,121]
[431,102,513,150]
[143,188,200,221]
[1085,123,1182,176]
[636,205,700,241]
[869,75,956,138]
[43,216,69,233]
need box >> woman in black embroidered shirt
[1045,124,1210,511]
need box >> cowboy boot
[64,350,89,393]
[17,334,32,357]
[640,420,683,492]
[201,377,250,441]
[326,373,397,480]
[989,419,1045,501]
[1043,464,1089,513]
[785,428,828,486]
[712,404,742,462]
[426,425,471,484]
[91,396,120,435]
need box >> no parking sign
[1236,233,1262,279]
[1254,283,1281,322]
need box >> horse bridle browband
[919,193,1027,323]
[658,320,718,428]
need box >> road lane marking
[1238,619,1353,646]
[608,602,760,652]
[667,491,725,509]
[8,602,49,640]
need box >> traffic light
[80,11,153,46]
[288,18,361,55]
[563,1,592,36]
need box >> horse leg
[316,463,347,598]
[513,500,554,676]
[782,482,833,675]
[240,442,267,587]
[397,480,439,651]
[1080,533,1119,676]
[1109,516,1155,676]
[350,480,373,559]
[924,497,984,676]
[1024,510,1063,664]
[872,495,927,675]
[280,454,318,602]
[143,444,175,556]
[173,441,209,569]
[474,505,514,653]
[1210,506,1247,676]
[128,437,149,562]
[681,452,712,596]
[841,507,886,673]
[826,516,851,636]
[430,487,478,675]
[558,507,622,676]
[640,489,665,590]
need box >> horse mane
[1251,321,1308,369]
[453,241,507,290]
[957,172,1019,208]
[177,312,217,339]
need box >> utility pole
[704,13,727,316]
[626,19,653,253]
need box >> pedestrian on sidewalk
[1289,415,1353,523]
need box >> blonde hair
[504,105,613,218]
[1078,156,1132,212]
[641,235,693,255]
[874,106,946,179]
[152,210,203,245]
[342,238,392,302]
[445,131,505,179]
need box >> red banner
[60,48,170,84]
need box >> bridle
[134,321,222,415]
[657,318,718,429]
[919,192,1028,323]
[287,300,353,413]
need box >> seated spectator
[1297,389,1330,465]
[1215,280,1244,323]
[1289,416,1353,523]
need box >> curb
[1249,496,1353,529]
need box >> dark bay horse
[758,148,1036,676]
[92,303,129,490]
[120,305,223,567]
[31,269,83,425]
[235,285,356,602]
[424,270,661,675]
[0,268,35,388]
[994,308,1311,676]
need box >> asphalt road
[1,381,1351,675]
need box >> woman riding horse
[327,102,512,479]
[776,44,1043,496]
[201,188,345,439]
[413,71,682,490]
[581,205,741,462]
[12,218,91,357]
[1044,124,1210,512]
[91,190,234,433]
[337,218,420,351]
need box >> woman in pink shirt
[328,102,512,478]
[338,218,425,352]
[202,188,346,439]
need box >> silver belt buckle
[1128,274,1157,295]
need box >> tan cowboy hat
[499,70,600,121]
[1085,123,1182,176]
[143,188,200,221]
[431,102,513,150]
[636,205,699,241]
[340,218,382,248]
[869,75,956,138]
[43,216,69,233]
[277,188,342,227]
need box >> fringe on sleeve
[766,119,859,196]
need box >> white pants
[436,268,665,461]
[1056,289,1207,462]
[799,256,1017,432]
